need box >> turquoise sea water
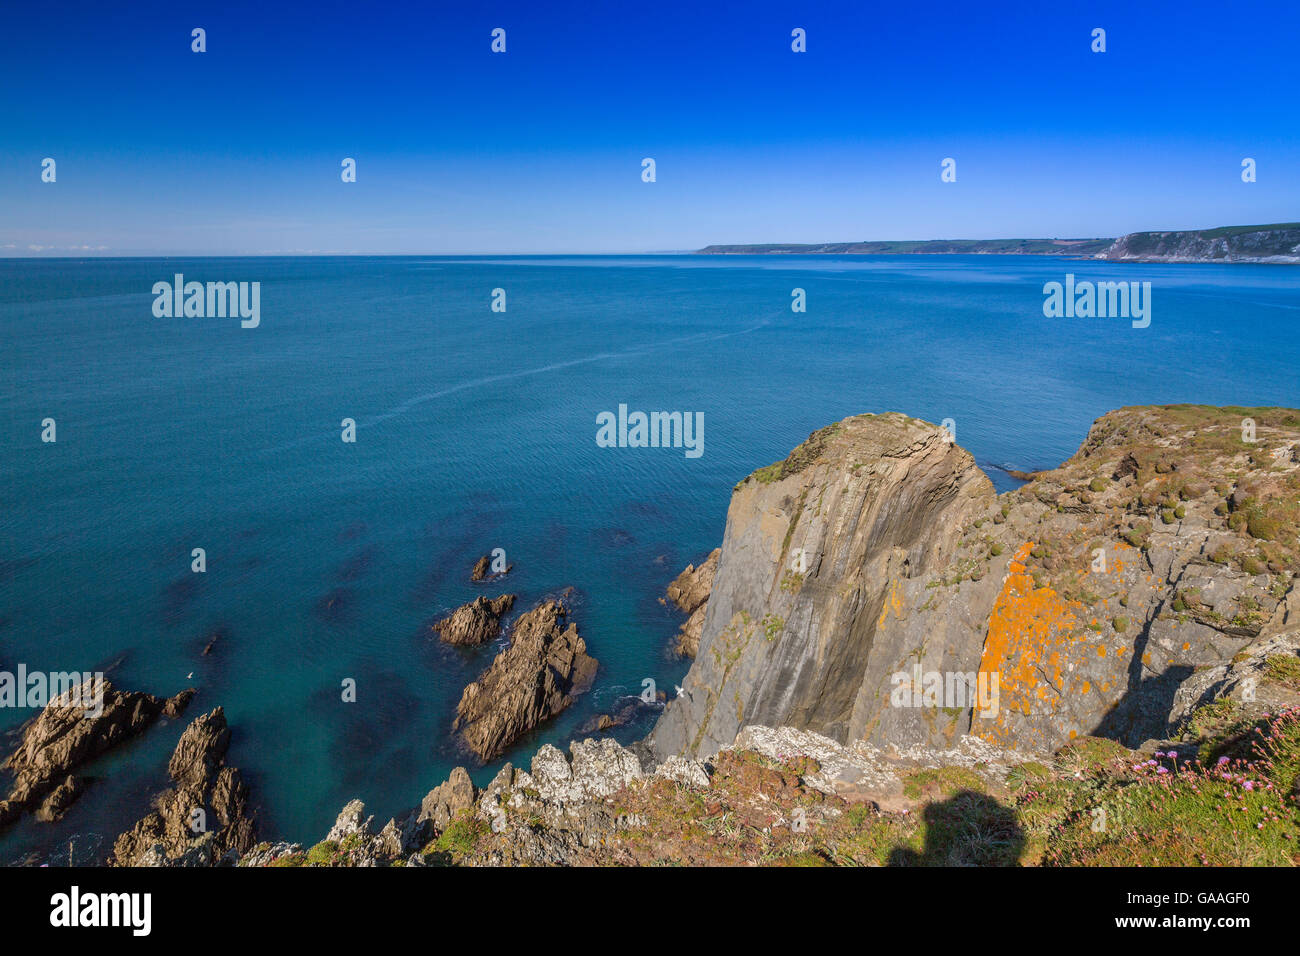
[2,254,1298,862]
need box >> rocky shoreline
[5,403,1299,866]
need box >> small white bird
[674,684,686,698]
[186,672,194,680]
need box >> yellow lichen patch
[974,542,1086,749]
[876,579,904,630]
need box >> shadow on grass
[888,789,1025,866]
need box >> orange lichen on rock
[974,542,1086,749]
[876,579,904,630]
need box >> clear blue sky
[2,0,1297,254]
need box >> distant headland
[698,222,1300,264]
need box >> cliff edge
[650,405,1300,760]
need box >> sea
[2,253,1297,862]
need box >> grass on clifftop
[1042,708,1300,866]
[740,421,843,489]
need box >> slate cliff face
[648,414,995,758]
[651,405,1300,760]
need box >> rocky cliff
[649,414,995,758]
[651,405,1300,760]
[217,404,1300,867]
[1096,223,1300,263]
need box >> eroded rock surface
[649,414,995,759]
[433,594,515,646]
[665,549,719,657]
[471,554,512,582]
[453,598,598,761]
[0,679,194,826]
[651,406,1300,758]
[111,707,256,866]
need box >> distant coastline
[699,222,1300,264]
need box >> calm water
[2,254,1298,861]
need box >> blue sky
[2,0,1297,254]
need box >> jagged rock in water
[453,598,598,761]
[0,678,194,826]
[111,707,256,866]
[471,554,512,582]
[34,775,85,823]
[665,548,719,657]
[433,594,515,646]
[651,406,1300,759]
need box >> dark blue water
[2,254,1297,860]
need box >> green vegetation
[748,422,842,486]
[422,813,488,862]
[1265,654,1300,690]
[304,840,338,866]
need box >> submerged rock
[453,598,598,761]
[433,594,515,647]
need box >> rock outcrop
[417,766,477,832]
[471,554,512,582]
[111,707,257,866]
[651,405,1300,760]
[273,727,1032,866]
[1168,627,1300,732]
[0,678,193,826]
[649,414,995,759]
[665,549,719,657]
[453,598,598,761]
[433,594,515,646]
